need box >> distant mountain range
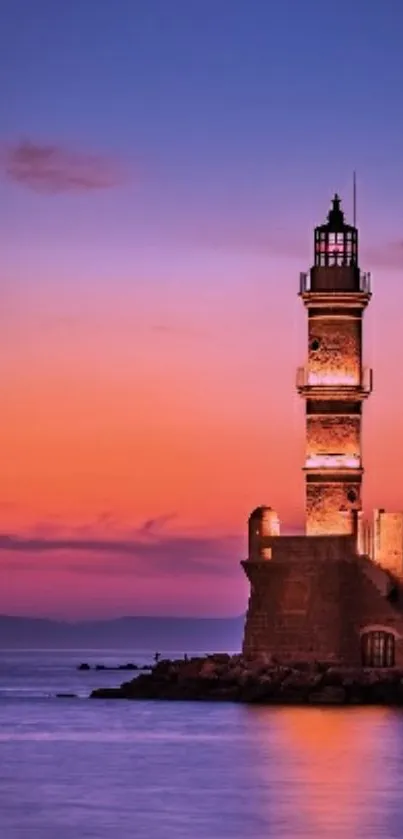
[0,615,244,651]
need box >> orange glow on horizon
[1,248,403,616]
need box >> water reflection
[247,706,403,838]
[3,657,403,839]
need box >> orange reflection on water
[248,706,393,838]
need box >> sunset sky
[1,0,403,618]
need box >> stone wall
[306,480,361,536]
[306,415,361,460]
[242,549,403,666]
[260,534,355,561]
[373,510,403,578]
[242,557,350,662]
[341,558,403,666]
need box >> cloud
[0,524,242,578]
[0,139,126,194]
[139,513,177,534]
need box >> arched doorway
[361,630,395,667]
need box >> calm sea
[1,649,403,838]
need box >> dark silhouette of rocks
[90,654,403,704]
[56,693,78,699]
[78,662,150,672]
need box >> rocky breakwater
[90,653,403,704]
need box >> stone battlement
[249,533,356,563]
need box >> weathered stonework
[306,415,360,460]
[373,510,403,577]
[242,548,403,666]
[304,312,366,534]
[308,315,361,384]
[306,481,361,536]
[297,199,371,535]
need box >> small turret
[248,506,280,560]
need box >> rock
[56,693,78,699]
[287,661,317,672]
[363,671,400,704]
[88,656,403,704]
[280,670,323,703]
[240,679,276,703]
[91,687,127,699]
[221,664,245,684]
[323,667,348,685]
[80,662,142,672]
[152,658,176,677]
[207,653,231,664]
[309,686,346,704]
[199,660,219,679]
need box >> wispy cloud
[139,513,177,534]
[0,521,242,578]
[0,139,126,194]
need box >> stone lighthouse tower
[297,194,372,536]
[242,192,403,667]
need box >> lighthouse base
[242,535,403,667]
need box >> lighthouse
[297,194,372,535]
[241,192,403,668]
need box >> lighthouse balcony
[296,366,372,398]
[299,270,371,296]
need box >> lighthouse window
[310,339,320,351]
[361,631,395,668]
[347,489,357,503]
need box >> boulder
[91,687,127,699]
[308,686,346,704]
[88,656,403,704]
[56,693,78,699]
[199,660,219,679]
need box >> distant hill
[0,615,244,651]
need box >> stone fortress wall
[372,510,403,577]
[242,507,403,666]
